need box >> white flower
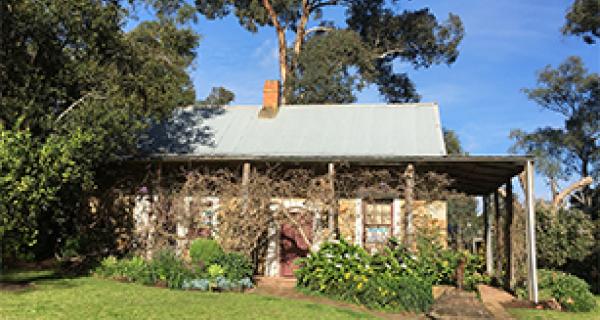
[401,263,407,269]
[335,263,342,268]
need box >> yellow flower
[344,272,351,280]
[357,282,363,290]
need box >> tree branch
[552,176,593,209]
[262,0,289,103]
[291,0,311,73]
[305,26,334,37]
[377,48,405,59]
[54,92,105,124]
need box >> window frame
[362,199,394,248]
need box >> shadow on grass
[0,268,85,293]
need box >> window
[363,200,393,252]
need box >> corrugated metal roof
[138,103,447,158]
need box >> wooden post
[404,164,415,247]
[241,162,251,215]
[242,162,251,185]
[504,178,514,291]
[494,190,502,279]
[483,196,494,275]
[328,163,338,238]
[525,160,539,303]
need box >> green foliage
[198,87,235,106]
[397,236,489,290]
[194,0,463,103]
[288,30,374,104]
[511,57,599,213]
[296,239,449,312]
[0,0,199,261]
[95,249,253,291]
[443,129,465,155]
[147,250,191,289]
[296,238,490,312]
[209,252,254,281]
[358,273,433,312]
[207,264,225,279]
[0,128,97,257]
[517,270,597,312]
[189,238,224,265]
[535,205,596,268]
[95,256,152,284]
[563,0,600,44]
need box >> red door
[280,223,311,277]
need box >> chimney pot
[259,80,280,118]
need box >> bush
[209,252,253,281]
[516,269,597,312]
[536,206,595,268]
[147,250,191,289]
[189,239,223,265]
[358,274,433,312]
[95,249,254,292]
[295,240,433,312]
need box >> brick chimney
[258,80,280,119]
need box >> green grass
[0,270,376,320]
[508,296,600,320]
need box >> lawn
[508,296,600,320]
[0,270,377,320]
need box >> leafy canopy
[194,0,464,103]
[510,56,599,212]
[563,0,600,44]
[0,0,199,258]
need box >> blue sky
[130,1,598,198]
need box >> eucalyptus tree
[194,0,463,103]
[511,57,599,212]
[563,0,600,44]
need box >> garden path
[427,288,500,320]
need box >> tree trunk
[291,0,310,73]
[262,0,289,104]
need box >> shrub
[517,269,596,312]
[295,240,433,312]
[358,274,433,312]
[536,206,595,268]
[95,256,120,277]
[189,239,223,265]
[207,264,225,278]
[539,270,596,312]
[148,250,191,289]
[209,252,253,281]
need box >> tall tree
[443,129,464,155]
[563,0,600,44]
[195,0,463,103]
[0,0,199,258]
[510,56,599,212]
